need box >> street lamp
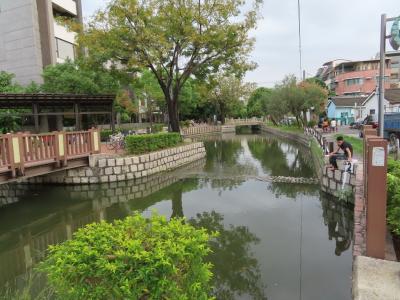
[378,14,400,137]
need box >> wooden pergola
[0,93,115,132]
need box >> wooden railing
[181,125,221,136]
[0,129,100,180]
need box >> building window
[370,109,376,115]
[374,75,390,82]
[55,38,76,60]
[345,78,363,86]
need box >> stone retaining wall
[27,142,206,185]
[320,162,358,203]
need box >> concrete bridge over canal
[180,118,264,136]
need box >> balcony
[53,21,76,45]
[52,0,77,16]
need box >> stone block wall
[320,160,358,203]
[28,142,206,185]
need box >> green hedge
[387,158,400,236]
[126,132,182,155]
[151,123,164,133]
[39,213,214,300]
[100,129,113,141]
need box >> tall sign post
[378,14,400,137]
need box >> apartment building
[0,0,82,85]
[387,51,400,88]
[316,58,392,96]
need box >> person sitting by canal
[328,136,353,170]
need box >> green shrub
[307,120,316,128]
[151,123,164,133]
[39,213,214,300]
[125,133,182,155]
[387,158,400,175]
[100,129,113,142]
[180,120,191,128]
[387,173,400,236]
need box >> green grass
[310,139,324,167]
[334,134,363,156]
[264,121,303,134]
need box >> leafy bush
[307,120,316,128]
[126,133,182,155]
[151,123,164,133]
[40,213,214,300]
[100,129,113,141]
[387,158,400,175]
[387,172,400,236]
[180,120,191,128]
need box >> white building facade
[0,0,82,85]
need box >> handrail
[0,128,100,179]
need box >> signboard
[390,17,400,50]
[372,147,385,167]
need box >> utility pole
[297,0,302,81]
[378,14,386,137]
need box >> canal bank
[25,142,206,185]
[0,133,354,300]
[260,125,400,300]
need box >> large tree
[247,87,272,117]
[77,0,261,131]
[41,60,120,94]
[203,74,254,123]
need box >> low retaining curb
[27,142,206,185]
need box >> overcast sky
[82,0,400,87]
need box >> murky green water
[0,133,353,299]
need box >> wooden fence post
[6,134,17,178]
[90,128,100,154]
[55,131,64,167]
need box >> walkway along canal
[0,133,354,300]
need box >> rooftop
[385,88,400,104]
[329,96,368,107]
[0,93,115,108]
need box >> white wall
[0,0,44,85]
[52,0,77,16]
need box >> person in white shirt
[330,118,337,132]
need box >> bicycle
[106,132,125,150]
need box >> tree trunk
[220,102,225,125]
[167,98,180,132]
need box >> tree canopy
[77,0,262,131]
[247,87,272,117]
[41,60,120,94]
[246,75,328,125]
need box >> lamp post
[378,14,400,137]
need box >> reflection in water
[247,136,315,178]
[320,193,354,256]
[0,133,354,299]
[189,211,267,300]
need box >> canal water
[0,133,354,300]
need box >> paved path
[318,125,362,159]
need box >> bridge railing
[0,129,100,179]
[225,118,264,125]
[181,125,221,136]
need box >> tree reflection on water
[189,211,267,300]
